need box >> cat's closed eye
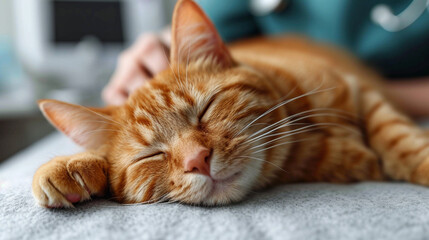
[133,152,164,163]
[198,98,215,122]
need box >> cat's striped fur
[32,0,429,208]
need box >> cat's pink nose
[183,147,211,176]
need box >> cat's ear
[38,99,114,149]
[170,0,234,68]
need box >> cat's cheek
[235,155,265,192]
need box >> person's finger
[141,45,170,76]
[132,34,170,76]
[103,32,171,105]
[120,61,151,93]
[126,74,148,94]
[102,84,127,106]
[160,26,172,46]
[103,55,150,105]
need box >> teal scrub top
[198,0,429,79]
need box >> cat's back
[229,36,384,112]
[229,35,378,82]
[228,35,387,124]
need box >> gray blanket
[2,133,429,240]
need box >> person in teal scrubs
[103,0,429,118]
[199,0,429,79]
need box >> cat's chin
[210,171,241,193]
[197,172,247,206]
[197,156,265,206]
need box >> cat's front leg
[32,151,108,208]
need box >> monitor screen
[51,0,124,44]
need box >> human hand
[385,77,429,118]
[102,30,171,105]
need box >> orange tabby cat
[32,0,429,208]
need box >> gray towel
[2,133,429,240]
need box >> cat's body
[229,37,381,184]
[32,0,429,208]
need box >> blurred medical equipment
[250,0,288,16]
[13,0,169,104]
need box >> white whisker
[249,125,321,150]
[160,41,179,82]
[247,112,358,144]
[237,156,288,173]
[252,137,314,154]
[83,107,123,127]
[246,107,357,142]
[249,121,359,152]
[80,128,122,137]
[234,84,335,137]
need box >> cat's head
[39,0,288,205]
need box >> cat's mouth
[211,171,241,186]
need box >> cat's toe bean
[65,193,81,203]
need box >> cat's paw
[32,152,108,208]
[410,156,429,186]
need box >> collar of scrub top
[250,0,288,16]
[250,0,429,32]
[371,0,429,32]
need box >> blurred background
[1,0,428,162]
[0,0,176,161]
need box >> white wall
[0,0,14,39]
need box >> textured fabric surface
[2,133,429,240]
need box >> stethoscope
[250,0,429,32]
